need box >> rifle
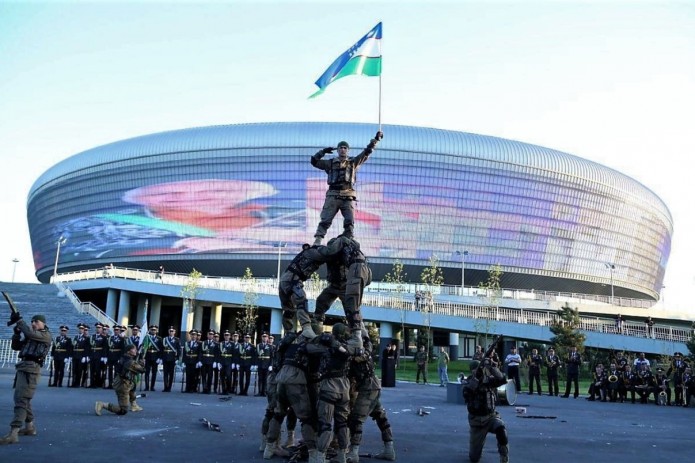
[67,358,73,387]
[181,362,186,393]
[2,291,20,326]
[48,359,54,387]
[476,335,504,378]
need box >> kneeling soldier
[95,344,145,416]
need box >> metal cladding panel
[27,122,672,299]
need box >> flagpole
[378,72,382,131]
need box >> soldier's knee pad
[116,407,128,416]
[494,425,508,446]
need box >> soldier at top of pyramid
[311,130,383,245]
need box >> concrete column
[270,308,283,338]
[136,295,149,326]
[379,322,393,359]
[116,290,130,328]
[181,300,194,336]
[193,303,203,331]
[106,288,118,321]
[449,332,460,360]
[211,303,222,332]
[150,295,162,327]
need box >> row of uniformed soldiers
[50,322,132,389]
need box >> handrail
[54,280,117,328]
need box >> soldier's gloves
[212,362,218,369]
[13,325,22,335]
[8,310,22,326]
[375,130,384,141]
[217,364,222,371]
[82,357,88,363]
[322,147,335,154]
[268,366,273,372]
[156,358,163,365]
[318,333,333,347]
[196,361,202,368]
[66,358,71,364]
[101,357,107,364]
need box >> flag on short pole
[309,22,382,98]
[139,300,150,355]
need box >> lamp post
[276,242,286,283]
[53,235,67,282]
[605,263,615,305]
[11,258,18,283]
[456,250,468,296]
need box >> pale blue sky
[1,1,693,317]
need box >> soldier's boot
[330,449,347,463]
[300,323,317,340]
[346,445,359,463]
[259,433,267,452]
[95,401,105,416]
[373,441,396,461]
[18,421,37,436]
[284,430,296,448]
[0,427,20,445]
[263,441,290,459]
[130,401,143,412]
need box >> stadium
[28,122,672,303]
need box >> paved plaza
[0,370,694,462]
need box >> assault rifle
[2,291,20,326]
[475,334,505,379]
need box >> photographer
[462,350,509,463]
[0,311,52,445]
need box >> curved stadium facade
[28,122,672,301]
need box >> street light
[605,263,615,305]
[275,242,287,282]
[11,258,19,283]
[456,250,469,296]
[53,235,67,281]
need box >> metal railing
[52,266,692,343]
[54,280,117,328]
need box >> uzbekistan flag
[310,22,382,98]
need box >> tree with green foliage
[419,255,444,361]
[237,268,259,338]
[180,268,203,313]
[549,303,586,359]
[686,330,695,362]
[384,260,407,354]
[474,264,503,347]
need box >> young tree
[384,260,407,358]
[419,255,444,360]
[474,264,503,347]
[549,303,586,359]
[237,267,259,338]
[180,268,203,313]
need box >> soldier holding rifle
[0,291,52,445]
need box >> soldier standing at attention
[71,323,91,388]
[545,347,560,396]
[238,334,256,396]
[200,330,218,394]
[256,333,273,397]
[50,325,73,387]
[0,312,52,445]
[162,326,181,392]
[310,130,383,245]
[230,332,242,394]
[527,348,543,395]
[106,325,125,389]
[462,357,510,463]
[415,345,428,384]
[562,346,582,398]
[143,325,163,391]
[183,330,202,393]
[95,344,146,416]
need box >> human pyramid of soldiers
[48,130,394,462]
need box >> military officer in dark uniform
[50,325,73,387]
[230,332,242,394]
[218,330,235,395]
[183,330,202,393]
[106,325,125,389]
[142,325,163,391]
[238,334,256,396]
[256,333,273,396]
[310,130,383,244]
[71,323,91,388]
[654,367,671,405]
[162,326,181,392]
[561,346,581,398]
[89,323,109,388]
[667,351,689,405]
[200,330,218,394]
[545,347,560,396]
[127,325,141,348]
[527,348,543,395]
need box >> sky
[1,0,693,318]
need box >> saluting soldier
[50,325,73,387]
[162,326,181,392]
[183,330,202,393]
[106,325,125,389]
[238,334,256,396]
[89,323,109,388]
[256,333,273,397]
[142,325,163,391]
[200,330,218,394]
[71,324,91,388]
